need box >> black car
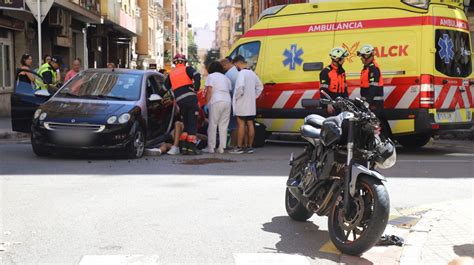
[11,69,175,158]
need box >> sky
[187,0,218,30]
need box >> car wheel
[126,124,145,159]
[31,139,50,157]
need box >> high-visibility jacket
[35,63,57,90]
[170,64,194,91]
[319,63,348,99]
[360,60,383,105]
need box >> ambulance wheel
[397,133,431,149]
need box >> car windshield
[57,72,142,101]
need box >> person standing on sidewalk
[202,61,232,154]
[229,55,263,154]
[36,56,61,93]
[164,54,202,155]
[64,58,82,82]
[17,54,35,86]
[220,57,239,148]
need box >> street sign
[0,0,25,10]
[25,0,53,23]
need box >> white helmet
[357,44,375,57]
[329,47,349,60]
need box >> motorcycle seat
[301,124,321,139]
[305,114,325,128]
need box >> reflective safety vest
[360,61,383,88]
[320,64,346,94]
[35,63,57,90]
[170,64,193,91]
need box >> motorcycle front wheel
[328,175,390,256]
[285,151,313,221]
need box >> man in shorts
[229,55,263,154]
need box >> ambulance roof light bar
[401,0,429,9]
[259,5,286,21]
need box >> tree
[187,30,200,68]
[204,48,221,68]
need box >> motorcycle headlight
[39,112,47,121]
[34,109,42,119]
[375,140,397,169]
[118,113,131,124]
[107,116,117,124]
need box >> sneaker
[216,148,225,154]
[229,147,245,154]
[201,147,215,153]
[145,148,162,156]
[167,145,180,155]
[246,147,254,154]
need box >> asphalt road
[0,139,472,264]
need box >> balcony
[163,8,172,21]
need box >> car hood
[41,98,135,117]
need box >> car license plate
[436,112,454,122]
[53,131,93,145]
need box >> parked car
[11,69,175,158]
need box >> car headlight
[39,112,47,121]
[34,109,42,119]
[118,113,131,124]
[107,116,117,124]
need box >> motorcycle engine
[301,163,318,195]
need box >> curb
[0,132,30,140]
[398,199,473,265]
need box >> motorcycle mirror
[320,90,332,100]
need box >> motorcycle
[285,91,396,256]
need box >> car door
[150,74,174,138]
[145,75,162,140]
[10,70,49,132]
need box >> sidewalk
[0,116,29,139]
[399,199,474,265]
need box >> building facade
[137,0,165,70]
[215,0,308,57]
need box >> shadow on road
[453,244,474,258]
[260,216,373,264]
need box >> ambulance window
[234,41,261,71]
[435,30,472,77]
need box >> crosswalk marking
[79,255,160,265]
[234,253,311,265]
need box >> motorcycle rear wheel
[328,175,390,256]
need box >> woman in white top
[203,61,232,154]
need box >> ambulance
[228,0,473,148]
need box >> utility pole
[37,0,42,67]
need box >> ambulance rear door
[258,11,336,132]
[432,5,473,127]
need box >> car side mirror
[34,90,51,97]
[149,94,162,101]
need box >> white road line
[234,253,311,265]
[445,153,474,157]
[397,160,472,163]
[79,255,160,265]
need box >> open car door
[10,69,50,133]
